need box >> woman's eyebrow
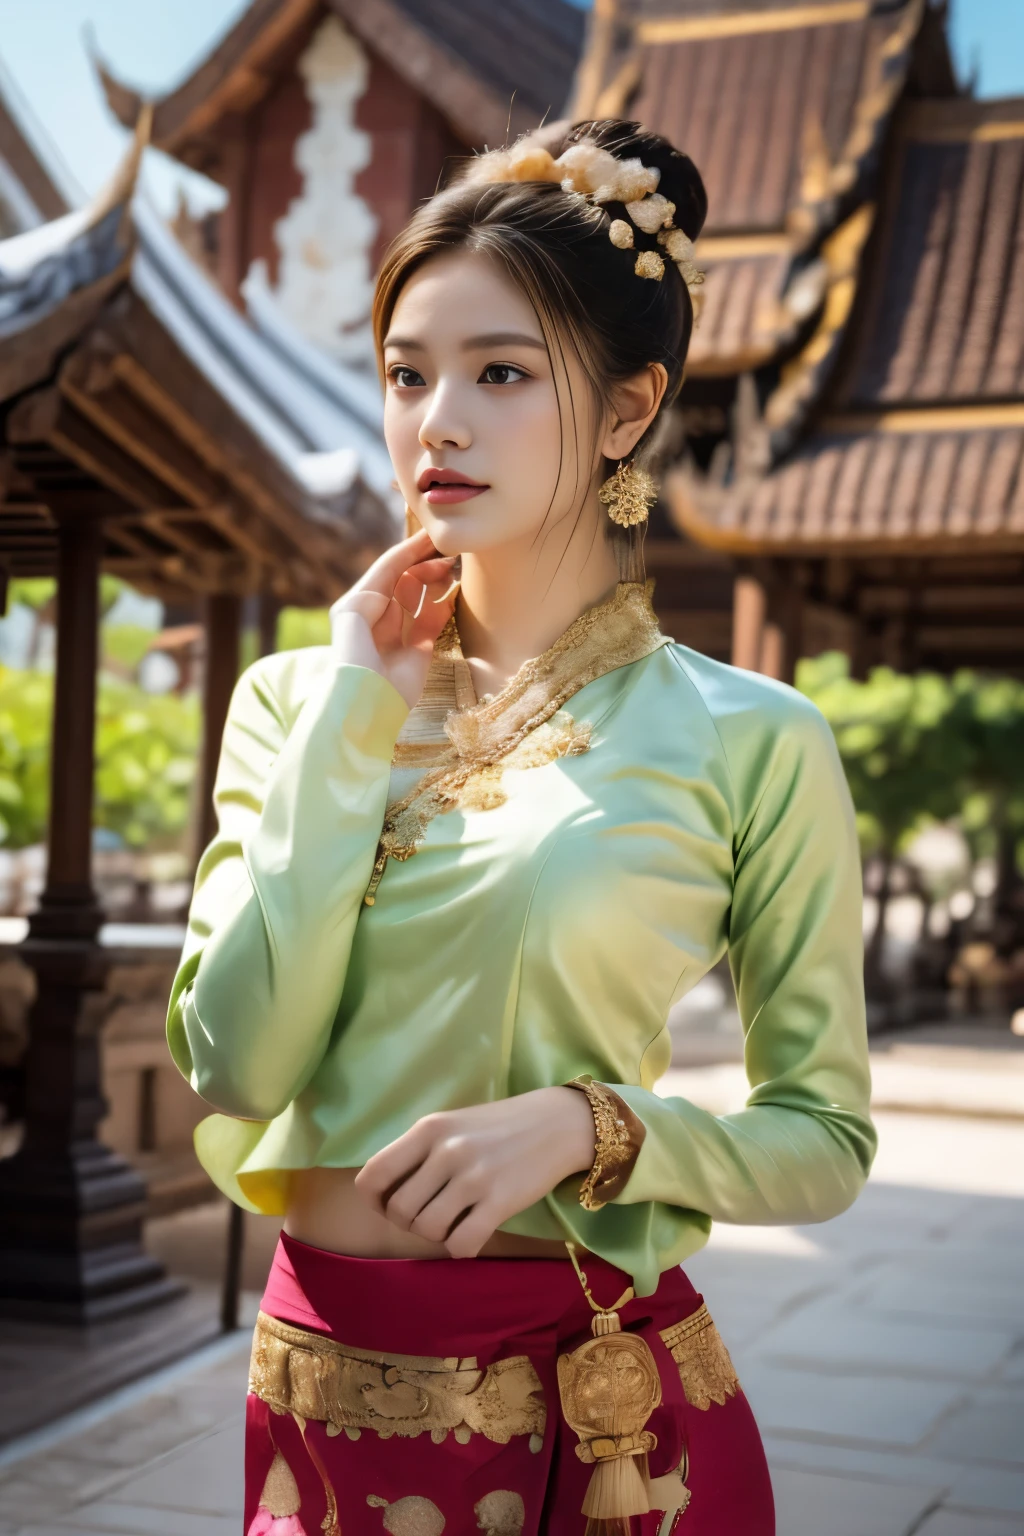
[383,331,547,352]
[461,332,547,351]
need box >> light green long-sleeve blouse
[168,590,875,1297]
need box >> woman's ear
[601,363,669,461]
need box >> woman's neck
[454,504,621,698]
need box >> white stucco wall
[272,15,378,365]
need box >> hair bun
[556,119,708,242]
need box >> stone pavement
[2,1108,1022,1536]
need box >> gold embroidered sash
[249,1311,547,1448]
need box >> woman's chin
[416,512,494,556]
[415,520,462,557]
[415,496,544,557]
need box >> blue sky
[0,0,1020,214]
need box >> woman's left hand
[353,1088,597,1258]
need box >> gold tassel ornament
[558,1245,663,1534]
[598,461,657,528]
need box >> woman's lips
[423,483,488,504]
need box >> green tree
[276,606,330,651]
[93,680,200,848]
[0,666,200,850]
[101,623,157,676]
[798,654,970,994]
[0,667,53,846]
[947,673,1024,952]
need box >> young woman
[168,119,875,1536]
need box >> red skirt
[245,1234,773,1536]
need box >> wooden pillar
[197,593,243,859]
[731,575,767,671]
[764,581,806,685]
[759,623,785,680]
[36,521,102,936]
[850,617,871,681]
[0,518,178,1322]
[257,590,281,660]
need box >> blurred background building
[0,3,1022,1505]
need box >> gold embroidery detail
[660,1303,740,1410]
[568,1075,646,1210]
[390,618,477,775]
[392,739,454,769]
[474,1490,526,1534]
[367,1494,446,1535]
[456,712,593,813]
[249,1312,546,1445]
[366,581,666,902]
[258,1450,301,1518]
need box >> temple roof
[673,414,1024,556]
[686,237,823,375]
[672,95,1024,558]
[838,98,1024,407]
[582,0,933,233]
[0,134,397,603]
[0,81,69,236]
[97,0,586,164]
[574,1,943,379]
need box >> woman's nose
[418,384,471,451]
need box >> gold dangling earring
[599,459,657,528]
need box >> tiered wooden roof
[671,95,1024,672]
[0,81,69,235]
[577,0,948,376]
[675,97,1024,553]
[98,0,585,166]
[0,135,397,606]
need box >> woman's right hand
[328,529,457,709]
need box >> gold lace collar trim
[365,581,666,904]
[443,579,662,760]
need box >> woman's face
[382,250,601,558]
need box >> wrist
[564,1075,647,1211]
[545,1086,597,1179]
[329,609,384,673]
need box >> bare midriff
[284,1166,575,1260]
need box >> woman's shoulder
[662,640,826,727]
[660,640,839,785]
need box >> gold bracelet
[566,1075,646,1211]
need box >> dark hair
[372,119,708,568]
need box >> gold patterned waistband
[248,1311,547,1448]
[660,1302,740,1411]
[249,1298,739,1452]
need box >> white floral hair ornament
[465,134,705,312]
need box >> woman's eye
[389,365,425,388]
[480,363,528,386]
